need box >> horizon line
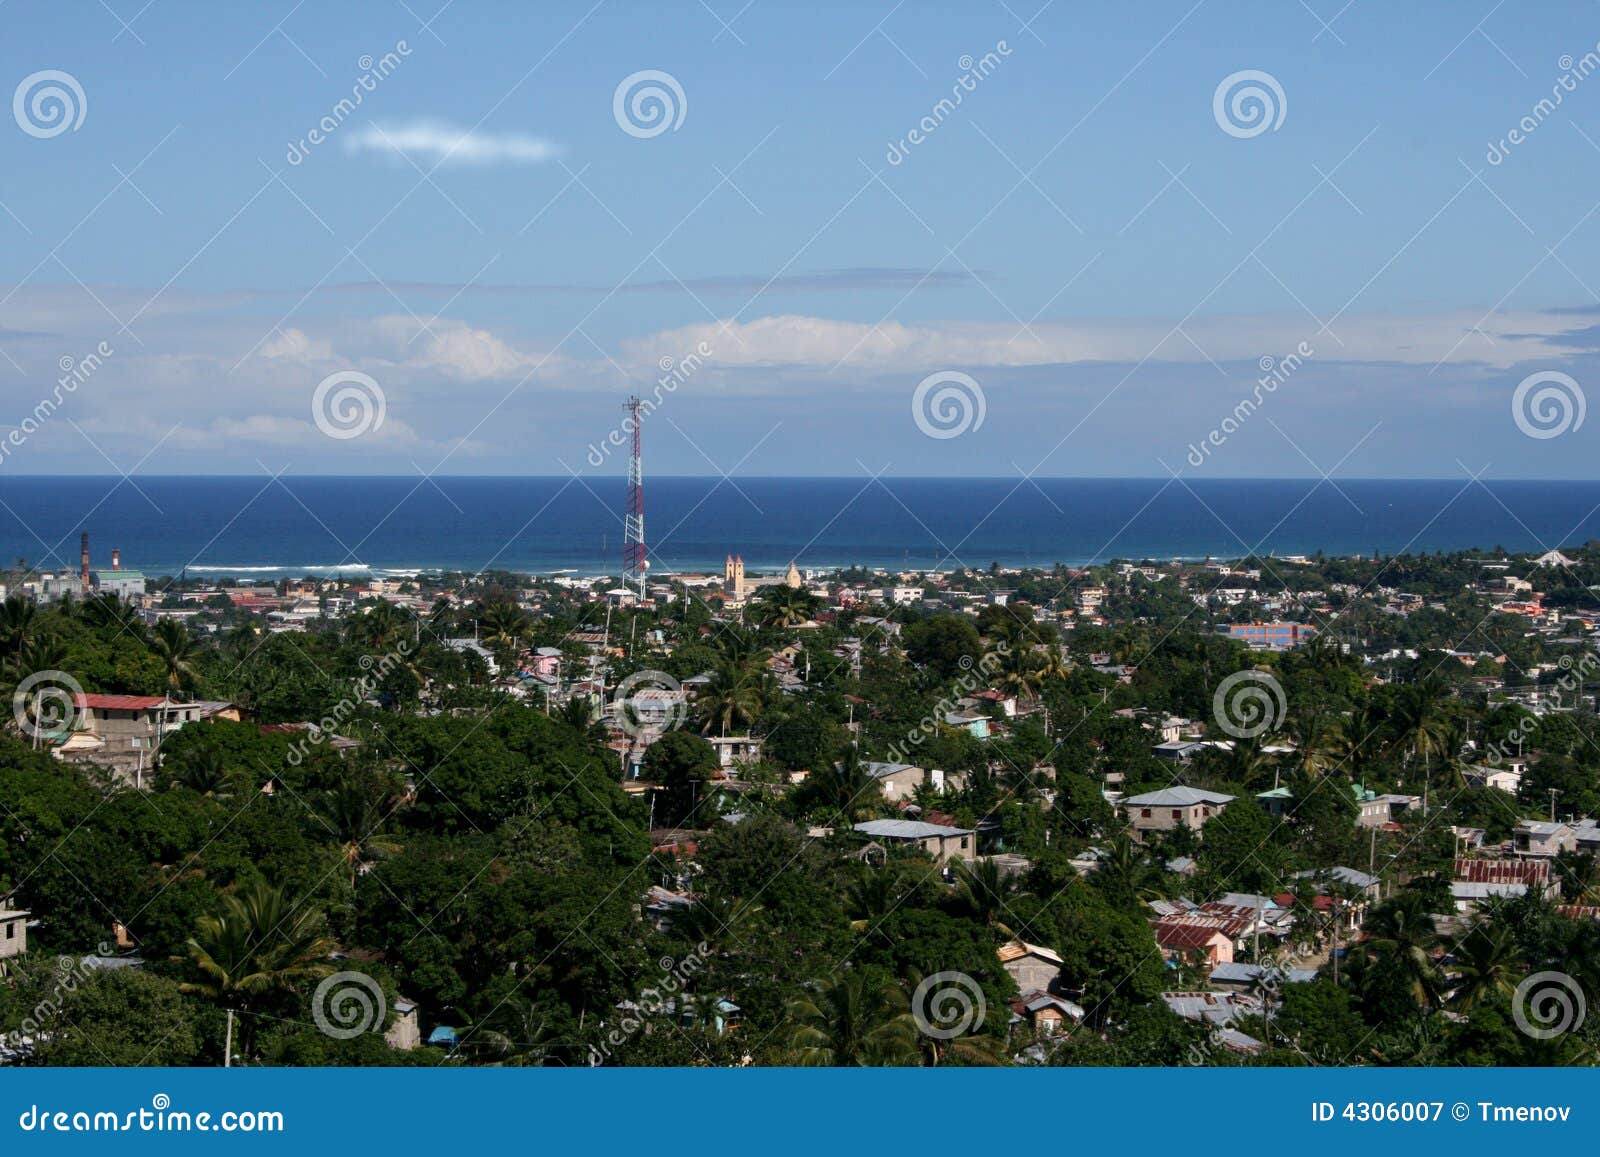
[1,473,1598,483]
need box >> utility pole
[1253,893,1261,963]
[224,1009,234,1068]
[622,396,647,600]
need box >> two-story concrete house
[1125,786,1235,840]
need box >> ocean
[0,476,1596,580]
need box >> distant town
[3,529,1600,1066]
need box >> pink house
[1152,919,1235,968]
[530,647,563,679]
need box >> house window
[1141,808,1152,818]
[5,923,13,940]
[960,837,969,850]
[1171,810,1182,821]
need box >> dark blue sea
[1,476,1597,580]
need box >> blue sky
[2,0,1599,478]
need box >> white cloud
[344,119,559,166]
[259,327,332,361]
[624,309,1588,372]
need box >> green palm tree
[1285,707,1346,779]
[81,592,145,638]
[953,858,1021,937]
[900,967,1006,1067]
[317,776,405,887]
[1447,919,1520,1011]
[785,972,919,1066]
[694,663,764,735]
[1391,679,1451,788]
[1094,835,1166,904]
[995,644,1043,702]
[14,632,67,682]
[1360,895,1442,1009]
[169,747,237,799]
[349,600,408,651]
[0,594,36,656]
[479,602,527,657]
[149,618,200,692]
[819,750,880,821]
[847,870,900,933]
[181,878,333,1059]
[464,997,573,1066]
[752,586,818,629]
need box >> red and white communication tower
[622,396,647,597]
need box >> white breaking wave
[188,564,373,573]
